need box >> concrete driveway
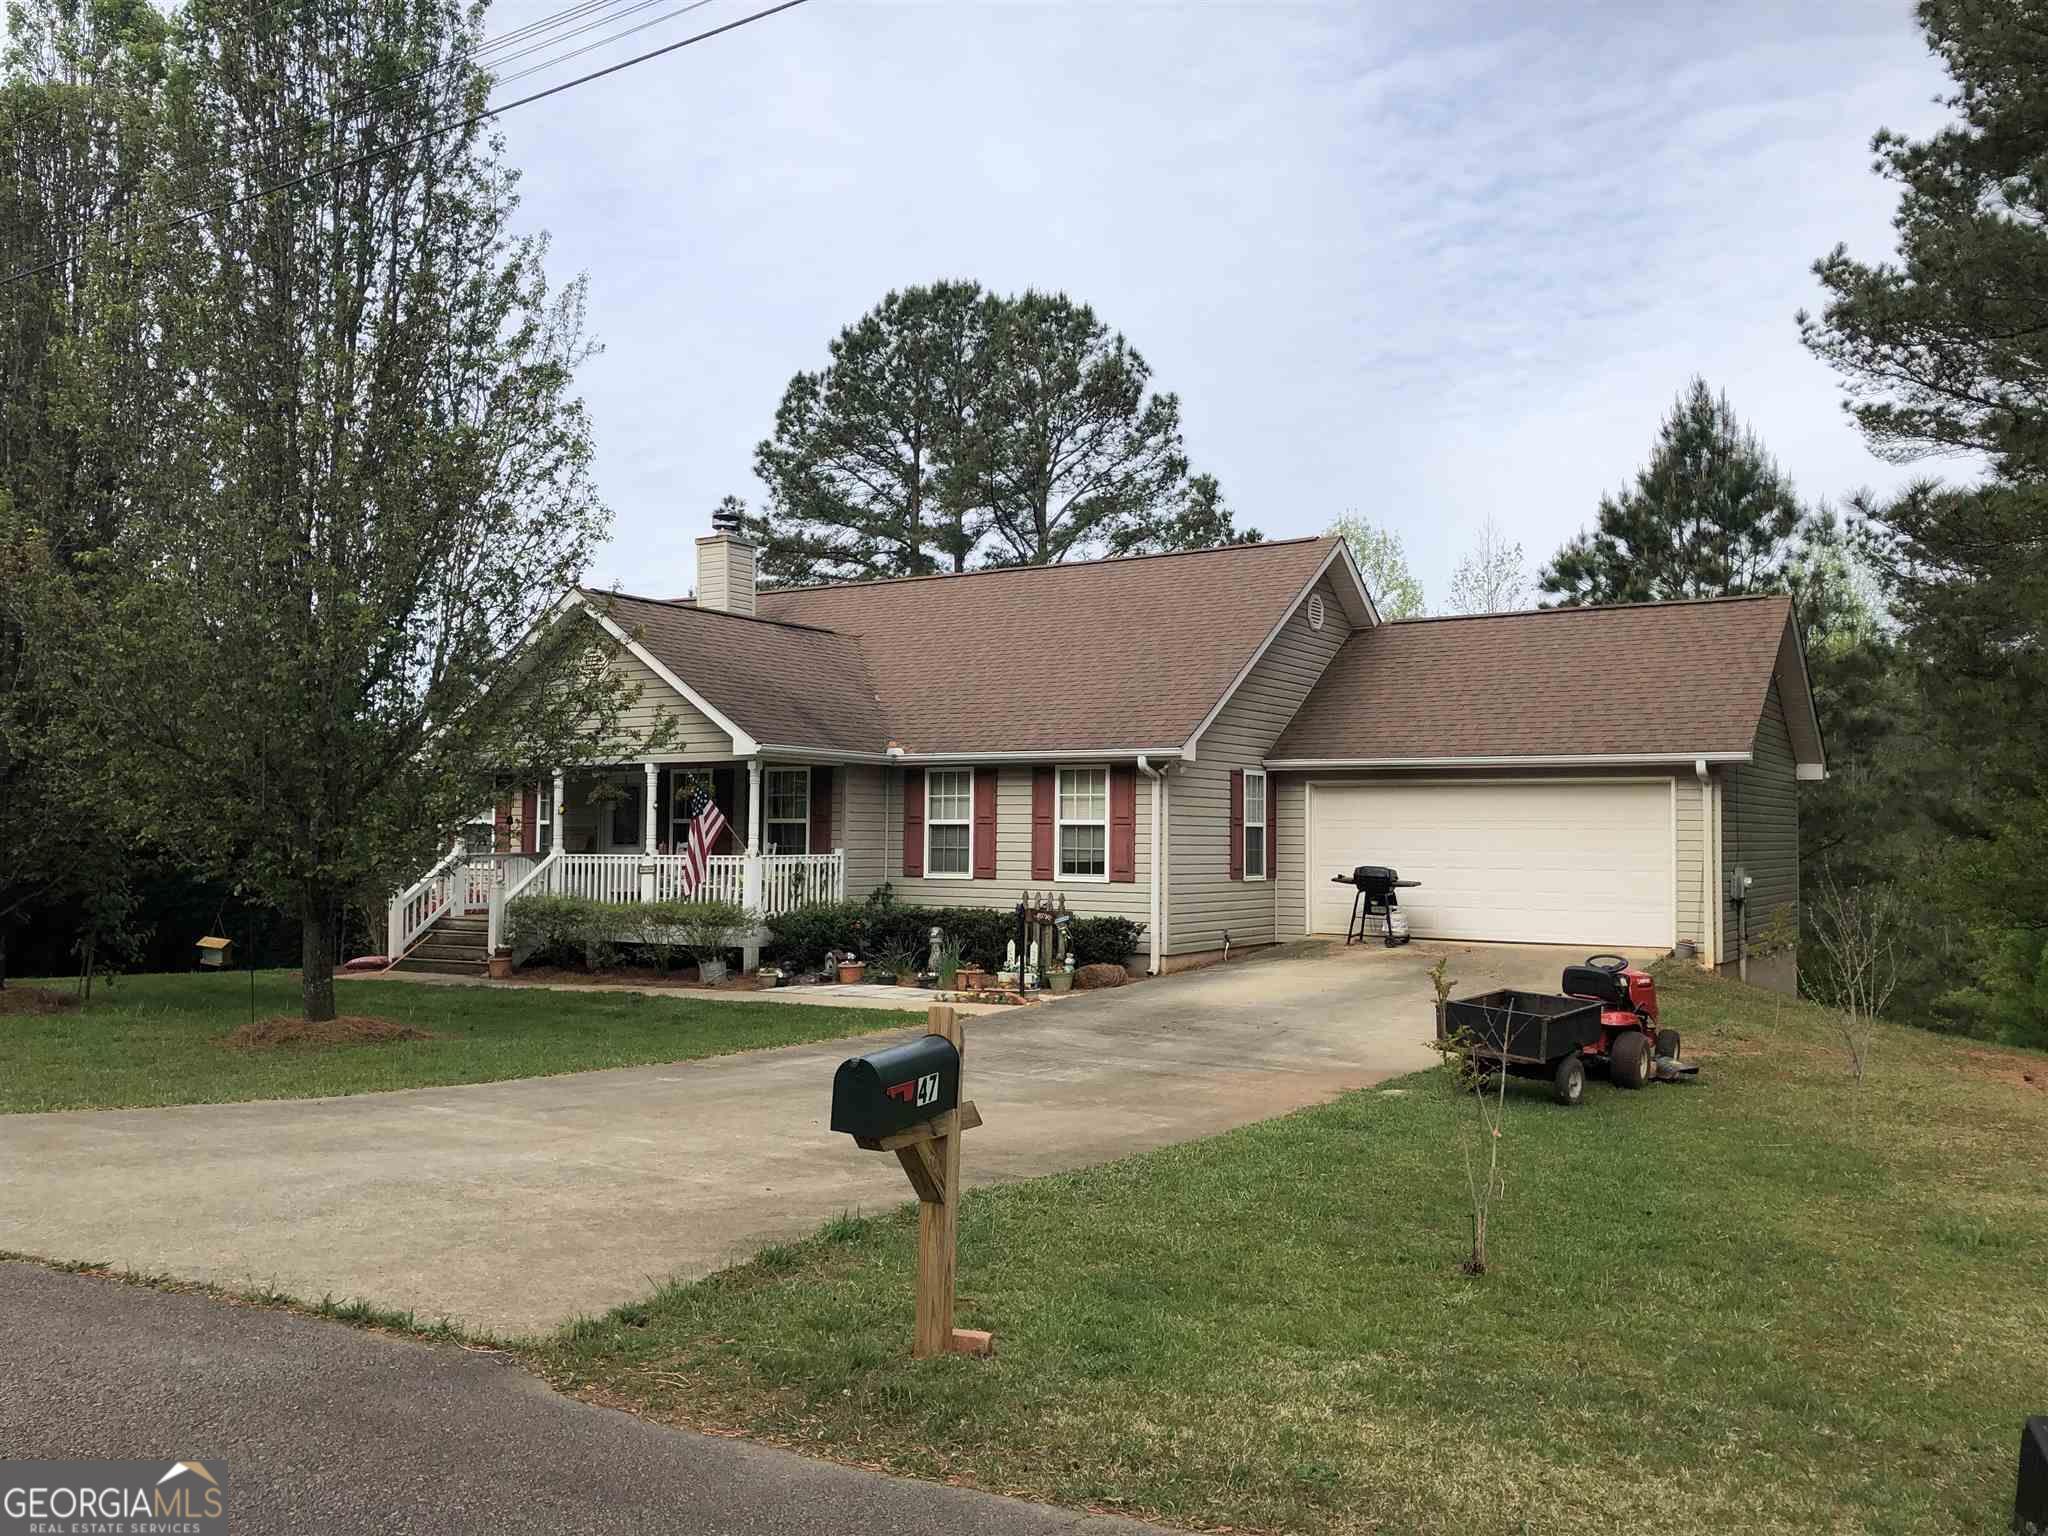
[0,940,1605,1335]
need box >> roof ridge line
[759,535,1334,598]
[586,587,844,636]
[1386,592,1790,626]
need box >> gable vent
[1307,592,1327,631]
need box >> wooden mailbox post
[835,1004,994,1359]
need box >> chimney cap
[710,502,747,539]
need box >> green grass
[0,971,918,1112]
[528,966,2048,1536]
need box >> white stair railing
[491,847,561,953]
[388,845,466,961]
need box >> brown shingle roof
[755,536,1342,755]
[590,591,886,754]
[1270,594,1797,762]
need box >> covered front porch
[389,758,846,969]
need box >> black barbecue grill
[1330,865,1419,947]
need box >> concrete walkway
[0,1260,1175,1536]
[0,940,1605,1335]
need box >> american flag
[677,780,728,898]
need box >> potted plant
[1047,962,1074,993]
[877,945,920,987]
[488,950,514,981]
[666,897,745,986]
[836,951,866,985]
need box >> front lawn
[531,965,2048,1536]
[0,972,917,1112]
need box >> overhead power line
[1,0,724,196]
[0,0,811,289]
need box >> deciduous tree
[1446,516,1528,614]
[63,0,663,1022]
[1328,512,1424,618]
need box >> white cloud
[493,0,1958,604]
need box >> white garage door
[1308,780,1674,947]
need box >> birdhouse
[196,935,233,969]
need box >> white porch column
[640,761,660,902]
[742,757,764,970]
[550,769,566,890]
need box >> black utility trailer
[1438,988,1604,1106]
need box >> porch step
[409,940,487,963]
[435,916,488,935]
[390,956,487,977]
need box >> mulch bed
[222,1015,434,1050]
[0,987,82,1017]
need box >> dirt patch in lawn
[1960,1046,2047,1093]
[221,1014,434,1050]
[0,987,81,1017]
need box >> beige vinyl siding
[837,765,888,899]
[1720,680,1799,973]
[603,645,733,755]
[1275,774,1308,938]
[1170,576,1352,953]
[842,764,1153,924]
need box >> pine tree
[748,281,992,585]
[1800,0,2048,944]
[1540,378,1805,606]
[744,285,1249,578]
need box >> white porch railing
[538,850,841,918]
[758,852,844,912]
[551,853,645,904]
[399,847,845,964]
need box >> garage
[1307,779,1674,947]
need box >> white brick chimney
[695,531,757,617]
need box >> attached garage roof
[1269,593,1823,770]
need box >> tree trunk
[301,894,339,1023]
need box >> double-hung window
[925,769,973,878]
[1057,767,1109,881]
[1243,769,1267,881]
[537,781,554,854]
[765,767,810,854]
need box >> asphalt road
[0,1259,1172,1536]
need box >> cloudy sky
[491,0,1955,606]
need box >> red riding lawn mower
[1439,954,1698,1106]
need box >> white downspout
[1138,755,1165,976]
[1694,758,1715,970]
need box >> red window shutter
[520,786,538,855]
[810,766,834,853]
[1031,767,1054,880]
[1110,764,1137,884]
[1228,769,1245,881]
[973,769,998,879]
[903,771,925,878]
[1268,774,1279,879]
